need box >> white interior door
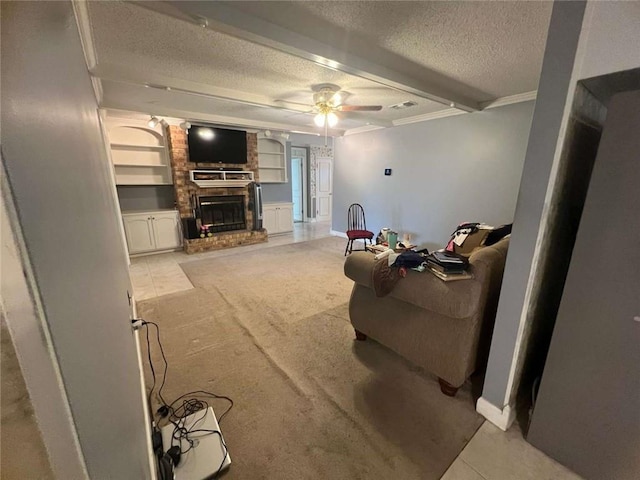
[291,157,303,222]
[316,157,332,222]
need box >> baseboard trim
[330,230,347,239]
[476,397,516,431]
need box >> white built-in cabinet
[122,210,182,254]
[257,134,287,183]
[263,203,293,235]
[106,118,172,185]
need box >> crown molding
[387,90,538,129]
[343,124,385,136]
[481,90,537,110]
[90,77,103,105]
[392,107,465,127]
[72,0,98,70]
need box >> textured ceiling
[234,1,552,98]
[87,1,551,133]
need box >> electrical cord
[142,321,170,407]
[140,320,233,478]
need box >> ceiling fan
[289,84,383,128]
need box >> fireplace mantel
[189,170,255,188]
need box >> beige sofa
[343,238,509,396]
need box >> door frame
[1,161,89,479]
[291,147,307,223]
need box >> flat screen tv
[187,125,247,164]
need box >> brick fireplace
[166,126,268,254]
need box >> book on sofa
[426,266,473,281]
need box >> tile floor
[128,221,583,480]
[442,422,583,480]
[129,221,334,300]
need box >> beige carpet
[138,236,483,479]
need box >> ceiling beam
[91,63,312,116]
[92,63,392,130]
[99,80,344,136]
[137,1,481,112]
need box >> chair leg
[344,239,350,256]
[348,239,354,254]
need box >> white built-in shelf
[257,136,287,184]
[106,119,172,186]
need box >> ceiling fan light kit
[308,84,382,129]
[314,110,338,128]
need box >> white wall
[578,1,640,80]
[332,102,534,250]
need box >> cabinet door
[151,212,182,250]
[123,214,155,254]
[262,205,278,233]
[277,205,293,233]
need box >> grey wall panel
[528,90,640,480]
[481,1,586,407]
[117,185,176,211]
[261,142,293,203]
[1,2,151,478]
[332,101,534,250]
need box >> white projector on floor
[161,407,231,480]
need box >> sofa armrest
[343,252,376,287]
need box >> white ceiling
[84,1,552,135]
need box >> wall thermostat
[384,168,392,176]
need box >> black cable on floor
[140,319,234,478]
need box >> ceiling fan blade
[338,105,383,112]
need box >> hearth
[198,195,246,233]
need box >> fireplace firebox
[198,195,246,233]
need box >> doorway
[291,147,306,223]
